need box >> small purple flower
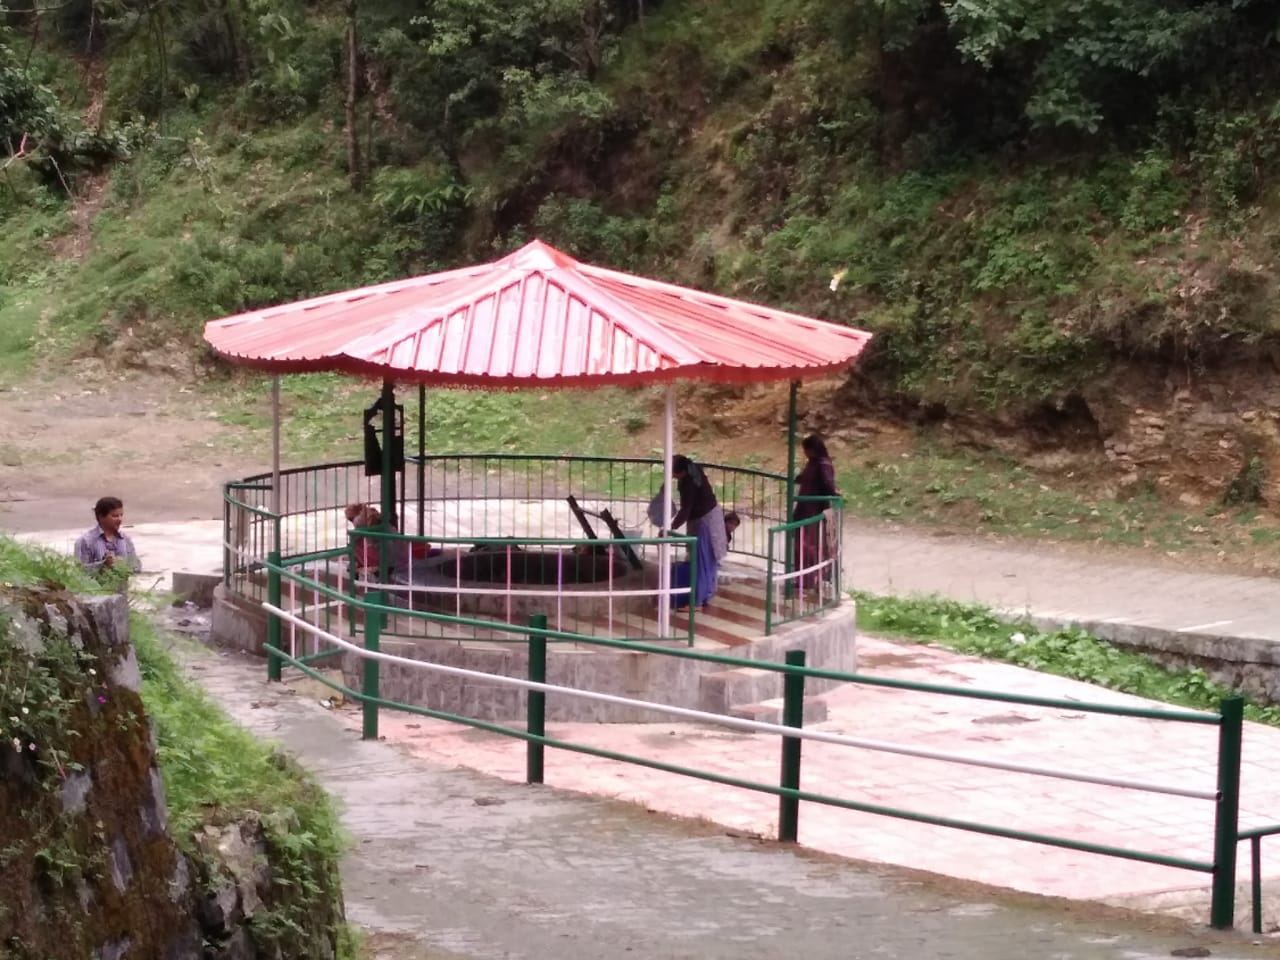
[97,696,107,704]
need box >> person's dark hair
[801,434,829,460]
[723,510,741,542]
[671,454,707,487]
[94,496,123,519]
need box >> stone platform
[210,565,857,723]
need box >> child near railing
[345,503,433,576]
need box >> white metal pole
[271,374,282,518]
[658,385,674,638]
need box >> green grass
[131,617,343,849]
[837,443,1280,559]
[855,591,1280,725]
[209,374,661,461]
[131,616,348,954]
[0,536,102,592]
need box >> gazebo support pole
[658,385,675,638]
[417,384,426,538]
[271,372,282,523]
[784,380,799,597]
[378,378,396,588]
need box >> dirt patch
[0,368,259,533]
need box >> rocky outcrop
[0,588,344,960]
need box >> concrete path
[179,635,1274,960]
[844,519,1280,642]
[330,634,1280,928]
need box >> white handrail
[262,602,1218,802]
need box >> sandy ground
[0,372,258,533]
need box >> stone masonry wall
[0,588,342,960]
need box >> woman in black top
[793,434,839,588]
[664,455,728,609]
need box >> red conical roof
[202,240,872,387]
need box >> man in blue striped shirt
[74,496,141,578]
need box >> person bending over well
[663,455,728,610]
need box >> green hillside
[3,0,1280,509]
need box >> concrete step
[698,666,780,713]
[729,696,828,725]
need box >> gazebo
[204,239,872,639]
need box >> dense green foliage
[4,0,1280,412]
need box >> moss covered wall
[0,588,343,960]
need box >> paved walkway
[844,519,1280,642]
[332,634,1280,928]
[183,636,1274,960]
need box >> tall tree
[344,0,362,189]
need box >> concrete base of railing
[211,584,271,657]
[335,600,857,724]
[1105,877,1279,935]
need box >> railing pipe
[362,589,383,741]
[1210,695,1244,929]
[778,648,806,842]
[1252,836,1263,935]
[266,549,282,682]
[261,640,1220,878]
[527,613,548,784]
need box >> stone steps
[728,696,829,725]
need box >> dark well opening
[441,547,633,584]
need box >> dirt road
[0,372,257,533]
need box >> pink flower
[97,696,107,704]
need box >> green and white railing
[765,495,844,633]
[223,454,832,636]
[258,554,1253,931]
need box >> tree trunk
[344,0,363,191]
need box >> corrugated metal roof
[202,240,873,387]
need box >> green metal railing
[765,496,844,634]
[333,526,699,644]
[1238,823,1280,933]
[259,555,1249,930]
[224,453,842,637]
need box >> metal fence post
[1251,837,1263,935]
[784,380,798,599]
[527,613,548,784]
[362,590,383,741]
[222,489,232,588]
[778,649,806,843]
[266,550,282,682]
[1211,695,1244,929]
[765,534,775,636]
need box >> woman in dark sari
[793,435,838,588]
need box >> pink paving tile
[335,633,1280,920]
